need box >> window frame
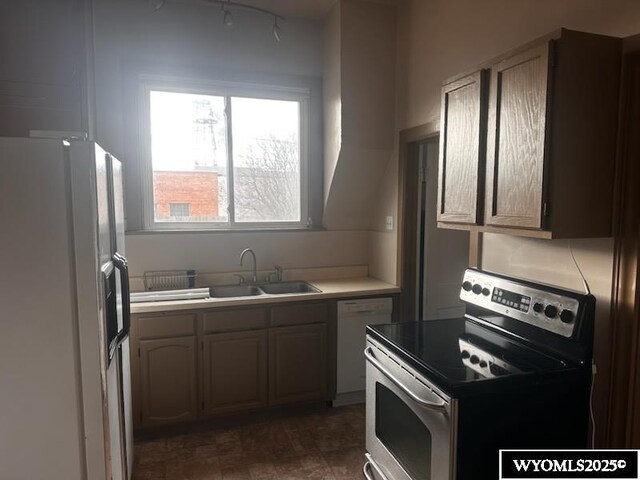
[140,75,310,231]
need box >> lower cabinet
[203,330,268,416]
[138,336,198,427]
[269,323,328,405]
[131,300,336,429]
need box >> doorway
[416,140,468,320]
[398,123,469,322]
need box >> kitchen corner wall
[322,0,398,231]
[92,0,381,281]
[381,0,640,446]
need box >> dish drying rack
[143,270,197,291]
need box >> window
[144,81,309,229]
[169,203,190,218]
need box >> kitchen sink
[259,281,321,295]
[132,281,322,302]
[208,285,264,298]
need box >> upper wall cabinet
[438,29,622,239]
[437,70,487,224]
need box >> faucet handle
[233,274,246,285]
[274,265,283,282]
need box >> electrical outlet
[385,216,393,231]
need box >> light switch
[385,216,393,230]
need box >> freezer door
[95,145,112,267]
[110,155,134,479]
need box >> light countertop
[130,277,400,315]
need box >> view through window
[149,89,302,227]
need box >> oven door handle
[364,346,448,412]
[364,453,389,480]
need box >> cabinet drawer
[203,308,267,333]
[270,302,329,327]
[137,313,197,339]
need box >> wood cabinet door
[485,43,552,229]
[269,324,328,405]
[202,331,268,416]
[139,337,198,427]
[438,70,487,224]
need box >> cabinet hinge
[543,202,551,216]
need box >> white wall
[92,0,380,280]
[389,0,640,445]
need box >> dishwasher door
[335,298,393,406]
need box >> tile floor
[132,404,366,479]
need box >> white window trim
[139,75,310,231]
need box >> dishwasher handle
[364,346,448,413]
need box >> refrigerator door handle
[112,252,131,344]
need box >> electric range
[363,268,595,480]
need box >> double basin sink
[130,281,321,304]
[209,281,320,298]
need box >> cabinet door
[269,324,328,405]
[139,337,198,427]
[485,43,552,229]
[203,331,268,415]
[437,70,487,224]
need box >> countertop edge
[130,278,401,315]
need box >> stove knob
[462,281,473,292]
[482,288,491,296]
[461,350,470,359]
[560,309,574,324]
[472,284,482,295]
[479,360,488,368]
[544,304,558,318]
[533,302,544,313]
[470,355,480,364]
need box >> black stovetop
[367,317,580,396]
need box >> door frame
[606,38,640,448]
[397,122,482,322]
[397,122,438,322]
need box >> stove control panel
[459,337,521,378]
[460,270,581,338]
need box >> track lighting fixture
[150,1,285,41]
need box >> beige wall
[125,229,371,278]
[323,0,398,230]
[323,3,342,204]
[387,0,640,445]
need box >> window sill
[125,226,327,235]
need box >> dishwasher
[334,297,393,406]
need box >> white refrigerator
[0,137,134,480]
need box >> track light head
[272,17,281,42]
[222,8,234,27]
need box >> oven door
[364,337,457,480]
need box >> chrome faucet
[239,248,258,284]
